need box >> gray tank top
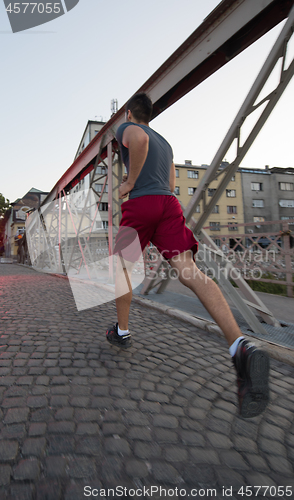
[116,122,174,200]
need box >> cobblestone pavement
[0,264,294,500]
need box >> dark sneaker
[106,323,132,348]
[233,339,270,418]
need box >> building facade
[4,188,48,258]
[174,161,244,244]
[240,166,294,232]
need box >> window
[175,169,179,178]
[226,189,236,197]
[212,205,219,214]
[279,182,293,191]
[174,186,180,195]
[99,202,108,211]
[208,188,216,197]
[195,205,200,213]
[252,200,264,208]
[187,170,199,179]
[281,216,294,224]
[188,187,196,195]
[279,199,294,207]
[251,182,263,191]
[95,183,108,193]
[96,166,106,175]
[209,222,220,231]
[228,222,238,231]
[227,206,237,214]
[96,220,109,230]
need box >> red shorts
[113,195,198,262]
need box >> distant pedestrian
[106,92,269,418]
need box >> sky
[1,0,293,203]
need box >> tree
[0,194,11,253]
[0,193,11,218]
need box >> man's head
[125,93,153,124]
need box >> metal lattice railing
[143,219,294,297]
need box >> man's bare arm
[119,125,149,199]
[169,162,176,193]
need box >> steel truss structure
[142,2,294,333]
[29,0,294,333]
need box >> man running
[106,92,269,418]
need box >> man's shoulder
[116,122,132,142]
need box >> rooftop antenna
[111,99,118,117]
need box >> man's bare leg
[115,257,133,331]
[170,250,242,347]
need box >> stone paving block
[181,428,206,446]
[51,385,70,394]
[215,467,246,490]
[245,453,270,472]
[45,456,67,477]
[30,408,52,422]
[16,376,33,385]
[1,397,26,408]
[267,456,293,474]
[190,447,220,465]
[125,459,149,478]
[0,376,16,386]
[207,431,233,449]
[70,396,90,407]
[13,459,40,481]
[105,437,131,455]
[128,426,153,441]
[48,421,75,434]
[67,457,96,478]
[259,422,285,442]
[3,407,29,424]
[50,395,69,407]
[26,395,47,408]
[21,437,46,457]
[91,397,114,410]
[102,423,126,436]
[220,450,249,470]
[75,436,103,457]
[35,480,62,500]
[0,423,26,440]
[153,415,178,428]
[47,435,75,454]
[164,446,188,462]
[154,428,178,443]
[9,484,35,500]
[151,462,181,484]
[28,422,46,436]
[139,401,161,413]
[0,465,11,486]
[245,472,277,488]
[123,411,149,426]
[0,440,18,461]
[259,438,287,457]
[76,422,99,435]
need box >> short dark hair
[126,92,153,123]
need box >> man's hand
[119,179,134,199]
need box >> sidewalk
[0,263,294,499]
